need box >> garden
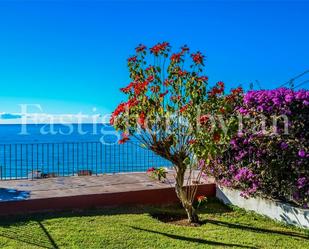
[0,199,308,249]
[112,42,309,226]
[0,42,308,248]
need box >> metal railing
[0,142,172,180]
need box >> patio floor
[0,171,216,215]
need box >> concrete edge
[0,183,216,216]
[216,185,309,229]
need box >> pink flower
[298,149,306,158]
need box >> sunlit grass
[0,199,308,249]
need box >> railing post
[0,141,172,180]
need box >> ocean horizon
[0,124,171,179]
[0,123,118,144]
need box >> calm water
[0,123,117,144]
[0,124,171,179]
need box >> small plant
[196,195,207,210]
[147,167,167,181]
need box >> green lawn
[0,199,308,249]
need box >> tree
[111,42,242,223]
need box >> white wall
[216,186,309,229]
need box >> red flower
[164,79,172,86]
[199,115,209,125]
[111,102,127,123]
[180,104,189,113]
[127,56,137,62]
[197,195,206,202]
[119,132,129,144]
[159,90,168,98]
[146,75,154,82]
[219,107,225,114]
[170,53,182,62]
[147,167,156,173]
[170,95,181,102]
[112,98,137,118]
[146,65,155,71]
[138,112,146,128]
[225,94,235,103]
[231,87,243,95]
[188,139,196,145]
[133,81,149,95]
[110,115,115,125]
[211,81,225,96]
[191,52,204,65]
[213,132,221,143]
[135,44,146,53]
[150,42,170,55]
[181,45,189,54]
[226,87,243,103]
[208,86,223,97]
[120,82,134,93]
[217,81,224,89]
[197,76,208,82]
[151,86,160,93]
[118,138,127,144]
[127,97,139,108]
[177,69,187,77]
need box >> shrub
[111,42,242,223]
[207,88,309,208]
[146,167,167,181]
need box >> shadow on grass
[0,221,59,249]
[0,206,152,248]
[149,198,233,221]
[149,213,308,240]
[37,221,59,248]
[0,199,306,248]
[0,198,230,225]
[202,219,309,240]
[0,201,230,248]
[130,226,258,248]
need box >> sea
[0,124,171,179]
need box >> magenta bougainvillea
[206,88,309,207]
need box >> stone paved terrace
[0,171,213,201]
[0,171,216,215]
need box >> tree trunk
[174,165,199,224]
[184,201,199,223]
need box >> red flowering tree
[111,42,242,223]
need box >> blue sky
[0,0,308,120]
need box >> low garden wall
[216,186,309,229]
[0,183,216,216]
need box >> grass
[0,198,308,249]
